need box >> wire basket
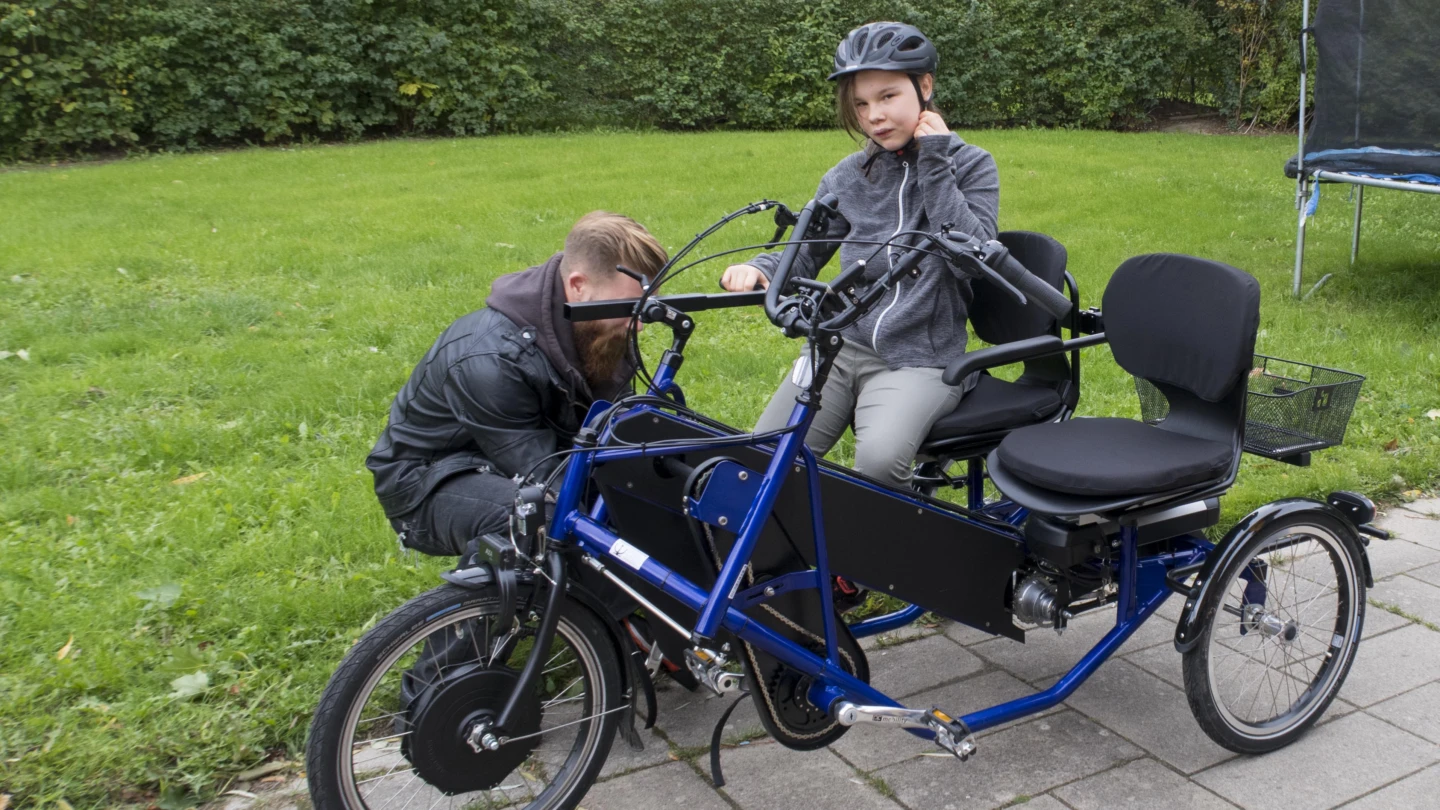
[1135,355,1365,461]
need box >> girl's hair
[835,73,939,143]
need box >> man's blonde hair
[562,211,667,281]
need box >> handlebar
[764,194,842,328]
[563,291,766,322]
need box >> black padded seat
[925,375,1064,441]
[995,417,1233,498]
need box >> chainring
[741,626,868,750]
[401,663,543,795]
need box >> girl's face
[851,70,934,152]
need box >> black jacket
[366,254,631,519]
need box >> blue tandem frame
[549,358,1212,740]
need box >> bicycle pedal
[684,647,744,696]
[924,708,977,762]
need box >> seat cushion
[994,417,1233,497]
[925,375,1064,442]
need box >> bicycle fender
[1174,497,1370,654]
[439,558,648,743]
[563,572,652,743]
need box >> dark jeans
[390,470,517,558]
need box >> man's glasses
[614,265,653,292]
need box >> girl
[721,21,1000,489]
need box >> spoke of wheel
[505,702,630,744]
[1294,574,1339,627]
[359,710,408,726]
[1214,617,1267,692]
[1211,643,1281,670]
[394,770,429,810]
[1241,634,1279,722]
[470,618,486,666]
[1279,643,1299,713]
[1216,630,1268,701]
[543,677,583,708]
[356,764,418,786]
[1261,639,1283,720]
[353,730,413,748]
[543,646,569,669]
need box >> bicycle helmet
[828,22,938,81]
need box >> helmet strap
[909,75,931,114]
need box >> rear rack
[1136,355,1364,467]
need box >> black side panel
[592,411,1025,642]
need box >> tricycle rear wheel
[1182,511,1365,753]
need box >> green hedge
[1,0,1302,161]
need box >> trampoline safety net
[1288,0,1440,177]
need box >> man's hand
[914,111,950,139]
[720,264,769,292]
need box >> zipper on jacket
[872,160,910,351]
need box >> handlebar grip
[994,253,1073,322]
[765,199,819,323]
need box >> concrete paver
[969,608,1176,684]
[651,678,763,749]
[1337,623,1440,707]
[866,633,985,698]
[1192,712,1440,810]
[581,762,731,810]
[1410,561,1440,588]
[876,710,1141,810]
[596,726,675,779]
[1336,764,1440,810]
[943,619,1001,647]
[1358,537,1440,581]
[1372,573,1440,627]
[1367,682,1440,745]
[1054,758,1239,810]
[1063,658,1235,774]
[829,670,1047,772]
[718,741,900,810]
[1376,509,1440,551]
[1358,601,1414,638]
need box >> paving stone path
[218,500,1440,810]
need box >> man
[367,211,667,557]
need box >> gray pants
[754,341,963,489]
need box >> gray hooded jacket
[748,133,999,373]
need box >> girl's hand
[721,264,769,292]
[914,111,950,139]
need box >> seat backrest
[1102,253,1261,446]
[969,231,1069,346]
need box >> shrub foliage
[1,0,1307,160]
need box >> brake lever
[937,235,1028,306]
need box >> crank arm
[834,702,977,761]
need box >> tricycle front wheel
[1182,511,1365,754]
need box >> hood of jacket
[486,252,633,402]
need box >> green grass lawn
[2,129,1438,807]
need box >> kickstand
[707,691,751,788]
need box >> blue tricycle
[306,197,1380,810]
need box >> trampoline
[1286,0,1440,297]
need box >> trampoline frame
[1292,0,1440,298]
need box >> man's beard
[574,321,631,391]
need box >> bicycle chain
[699,510,855,742]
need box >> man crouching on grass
[366,211,666,558]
